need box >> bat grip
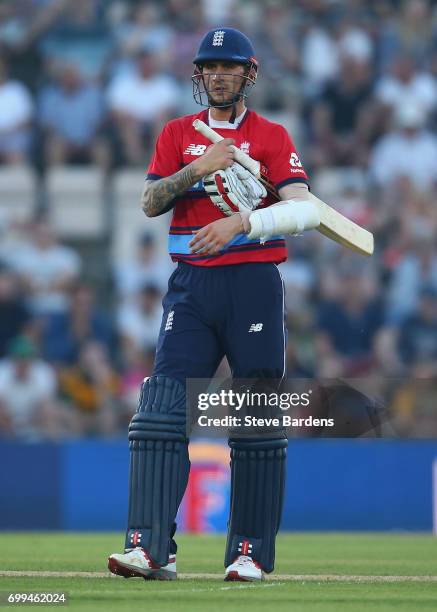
[193,119,261,177]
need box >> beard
[204,74,244,107]
[206,89,241,108]
[192,70,251,109]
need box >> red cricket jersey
[147,108,309,266]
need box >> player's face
[201,61,246,106]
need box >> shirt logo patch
[212,30,225,46]
[248,323,263,333]
[130,531,142,546]
[184,144,207,156]
[240,141,250,154]
[289,152,303,168]
[238,540,253,555]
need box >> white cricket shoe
[224,555,264,582]
[108,547,177,580]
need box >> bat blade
[311,194,374,256]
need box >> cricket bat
[193,119,374,256]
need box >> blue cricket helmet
[193,27,258,67]
[192,28,258,109]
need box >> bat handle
[193,119,261,177]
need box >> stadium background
[0,0,437,533]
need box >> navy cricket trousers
[153,262,286,381]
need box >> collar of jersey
[208,108,247,130]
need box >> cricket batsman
[108,27,320,582]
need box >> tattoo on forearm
[141,165,201,217]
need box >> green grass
[0,533,436,611]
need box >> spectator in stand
[0,263,32,358]
[0,0,67,91]
[39,0,113,80]
[315,264,384,376]
[370,103,437,190]
[38,62,109,167]
[252,2,299,81]
[41,282,114,366]
[375,54,437,120]
[309,53,376,167]
[386,235,437,324]
[285,309,316,377]
[167,0,207,56]
[6,218,81,317]
[398,286,437,377]
[301,22,340,96]
[336,20,373,67]
[58,340,120,437]
[0,56,33,164]
[377,0,435,69]
[114,232,175,302]
[116,282,163,355]
[246,2,301,113]
[111,3,173,64]
[0,336,61,440]
[107,48,179,165]
[389,283,437,436]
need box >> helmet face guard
[191,62,257,108]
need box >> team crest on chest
[240,141,250,155]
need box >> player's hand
[189,214,243,255]
[192,139,235,176]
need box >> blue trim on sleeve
[275,177,310,191]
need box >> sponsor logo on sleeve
[289,152,306,174]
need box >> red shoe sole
[108,557,144,578]
[108,557,176,581]
[224,570,252,582]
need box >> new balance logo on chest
[248,323,263,333]
[184,144,207,156]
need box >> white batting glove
[229,162,267,204]
[204,162,267,216]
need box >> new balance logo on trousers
[248,323,263,333]
[165,311,174,331]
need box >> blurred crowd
[0,0,437,439]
